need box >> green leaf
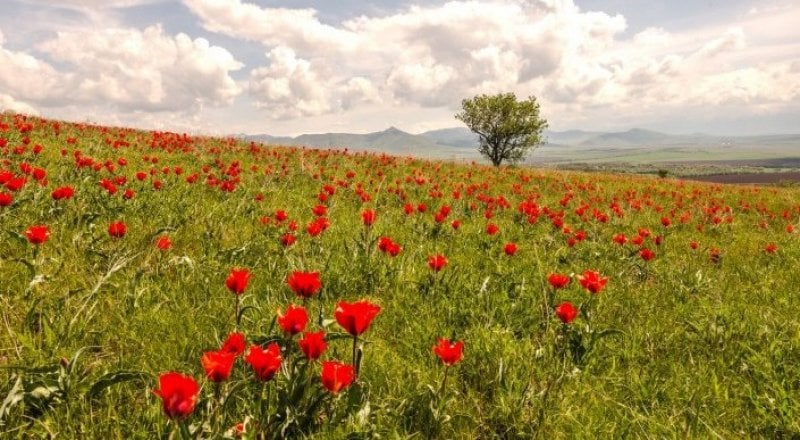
[86,371,150,401]
[0,376,24,422]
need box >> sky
[0,0,798,136]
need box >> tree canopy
[455,93,548,167]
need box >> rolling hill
[246,127,800,164]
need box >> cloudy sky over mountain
[1,0,798,135]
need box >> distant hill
[247,127,472,159]
[245,126,800,164]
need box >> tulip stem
[235,295,241,329]
[438,366,450,397]
[260,382,271,430]
[352,335,359,377]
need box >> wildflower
[108,221,127,238]
[221,332,246,356]
[547,273,570,290]
[320,361,355,394]
[555,301,578,324]
[287,271,321,298]
[153,372,199,419]
[578,270,608,294]
[298,331,327,360]
[25,225,49,244]
[244,343,282,381]
[201,350,236,382]
[277,304,308,335]
[433,338,464,366]
[335,300,381,336]
[428,254,448,272]
[226,268,252,295]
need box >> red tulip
[320,361,355,394]
[277,304,308,335]
[503,242,517,256]
[555,301,578,324]
[244,343,282,381]
[108,221,126,238]
[578,270,608,294]
[153,372,199,419]
[0,192,12,207]
[709,248,721,263]
[226,268,251,295]
[361,209,377,226]
[280,233,296,247]
[428,254,447,272]
[433,338,464,366]
[378,237,401,256]
[547,273,570,290]
[640,248,655,261]
[764,243,778,254]
[312,204,326,217]
[486,223,499,235]
[51,186,75,200]
[335,300,381,336]
[201,350,236,382]
[25,225,50,245]
[298,331,327,360]
[220,332,246,356]
[287,271,321,298]
[156,236,172,250]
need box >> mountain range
[245,127,800,163]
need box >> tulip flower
[578,270,608,294]
[153,372,199,420]
[108,221,126,238]
[220,332,246,356]
[244,343,282,382]
[201,350,236,382]
[555,301,578,324]
[25,225,49,245]
[428,254,447,272]
[433,338,464,366]
[287,271,321,298]
[298,331,327,360]
[277,304,308,336]
[320,361,355,394]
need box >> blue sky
[1,0,798,136]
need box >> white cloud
[37,25,243,111]
[248,46,331,118]
[2,0,799,135]
[180,0,800,132]
[0,94,39,115]
[26,0,164,9]
[182,0,357,54]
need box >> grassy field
[1,112,800,438]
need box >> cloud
[3,0,799,135]
[37,25,243,112]
[248,46,331,118]
[25,0,165,9]
[0,94,39,115]
[184,0,629,113]
[179,0,800,132]
[0,22,242,119]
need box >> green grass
[1,113,800,438]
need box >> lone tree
[455,92,548,167]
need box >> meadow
[1,112,799,438]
